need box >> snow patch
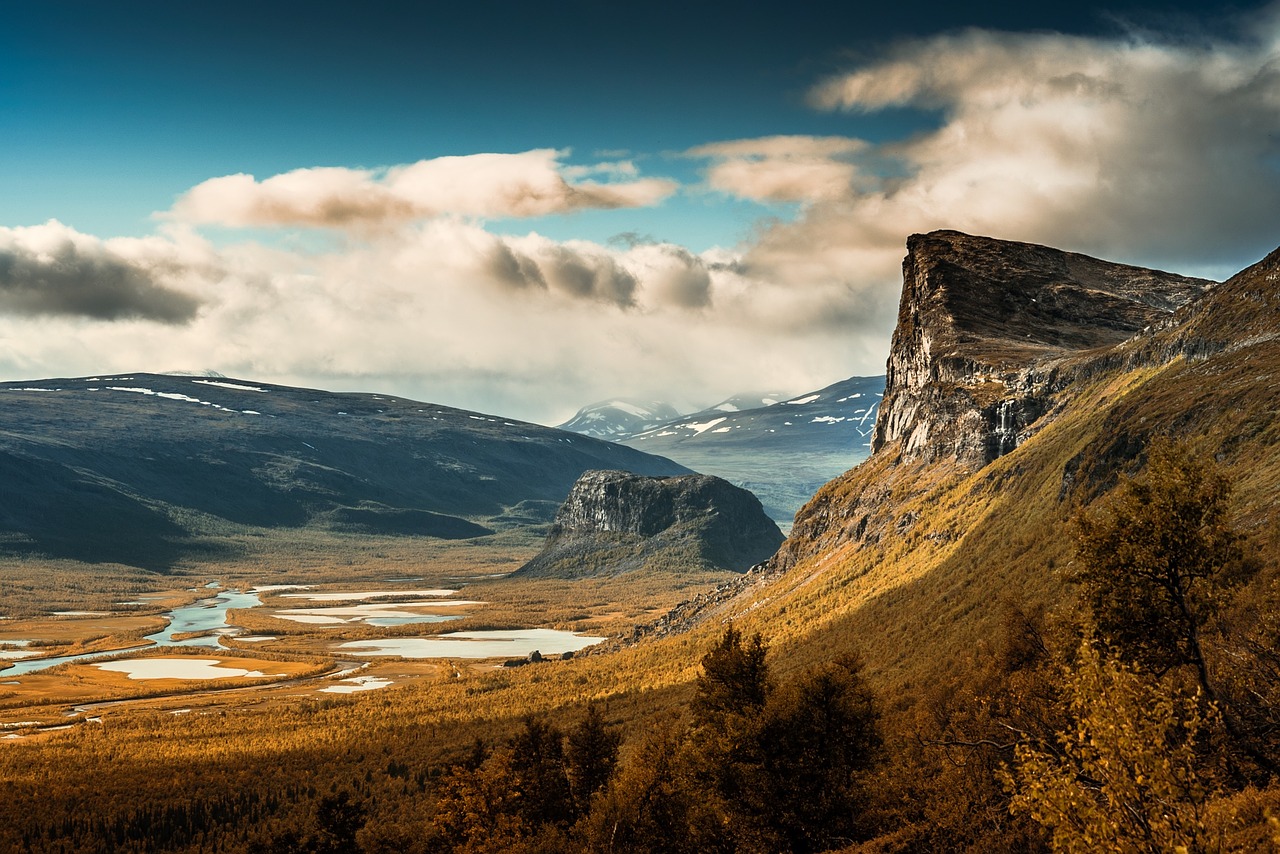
[191,380,266,393]
[684,417,727,436]
[609,401,656,419]
[106,386,240,414]
[785,394,821,405]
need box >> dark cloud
[607,231,662,249]
[0,237,201,323]
[535,245,638,305]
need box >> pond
[339,628,605,659]
[144,590,263,647]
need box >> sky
[2,0,1278,424]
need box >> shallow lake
[94,658,288,680]
[278,589,458,602]
[5,590,264,675]
[320,675,395,694]
[340,628,605,659]
[273,602,476,626]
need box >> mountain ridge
[0,373,689,570]
[640,230,1280,702]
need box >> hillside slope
[667,231,1280,699]
[0,374,688,570]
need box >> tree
[691,624,771,725]
[759,656,881,852]
[685,625,772,850]
[564,704,621,813]
[1007,640,1219,853]
[1073,437,1255,692]
[508,716,575,829]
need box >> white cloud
[0,216,864,423]
[689,135,868,202]
[171,149,678,229]
[5,20,1279,424]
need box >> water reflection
[5,590,263,676]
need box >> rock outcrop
[875,230,1213,468]
[513,470,784,579]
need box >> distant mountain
[617,375,885,526]
[702,390,797,413]
[0,374,688,571]
[556,398,682,439]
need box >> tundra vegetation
[2,437,1280,853]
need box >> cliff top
[514,469,784,579]
[902,230,1214,369]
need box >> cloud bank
[0,222,203,323]
[732,22,1280,292]
[172,149,678,229]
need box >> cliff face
[514,470,784,579]
[875,231,1213,467]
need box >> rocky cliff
[513,470,784,579]
[875,230,1213,468]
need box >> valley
[3,230,1280,852]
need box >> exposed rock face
[875,230,1213,468]
[513,470,784,579]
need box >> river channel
[3,589,263,677]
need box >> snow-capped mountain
[624,375,882,455]
[702,390,796,413]
[618,375,884,525]
[558,376,885,526]
[556,398,683,439]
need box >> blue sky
[0,0,1276,422]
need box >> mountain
[513,470,784,579]
[556,399,682,439]
[618,375,885,525]
[0,374,689,571]
[701,389,798,412]
[873,229,1212,467]
[661,229,1280,701]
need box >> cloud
[790,25,1280,267]
[171,149,678,229]
[689,135,868,202]
[0,221,203,323]
[0,213,870,424]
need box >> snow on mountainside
[557,376,886,526]
[625,376,883,452]
[705,390,795,412]
[556,399,682,439]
